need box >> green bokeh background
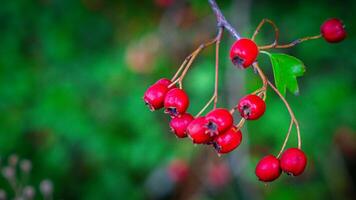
[0,0,355,199]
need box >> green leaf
[264,53,306,96]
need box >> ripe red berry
[255,155,281,182]
[187,117,212,144]
[321,18,346,43]
[280,148,307,176]
[144,83,169,111]
[164,88,189,117]
[238,94,266,120]
[205,108,234,136]
[212,126,242,154]
[169,113,194,138]
[156,78,173,87]
[229,38,259,68]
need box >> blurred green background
[0,0,355,199]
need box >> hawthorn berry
[229,38,259,68]
[187,117,212,144]
[144,83,170,111]
[280,148,307,176]
[169,113,194,138]
[205,108,234,136]
[212,126,242,154]
[164,88,190,117]
[321,18,346,43]
[238,94,266,120]
[156,78,174,87]
[255,155,281,182]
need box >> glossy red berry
[156,78,173,87]
[212,126,242,154]
[280,148,307,176]
[205,108,234,136]
[187,117,212,144]
[255,155,281,182]
[229,38,259,68]
[144,83,169,111]
[238,94,266,120]
[164,88,189,117]
[169,113,194,138]
[321,18,346,43]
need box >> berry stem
[171,55,192,83]
[213,28,224,108]
[235,118,246,130]
[267,80,301,149]
[259,34,322,50]
[251,18,279,47]
[168,37,218,89]
[250,18,322,50]
[195,94,216,118]
[252,62,268,101]
[277,119,294,158]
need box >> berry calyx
[237,94,266,120]
[321,18,346,43]
[144,83,169,111]
[255,155,281,182]
[164,88,190,117]
[205,108,234,136]
[187,117,212,144]
[169,113,194,138]
[229,38,259,68]
[212,126,242,154]
[280,148,307,176]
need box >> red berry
[237,94,266,120]
[168,159,189,183]
[280,148,307,176]
[321,18,346,43]
[187,117,212,144]
[255,155,281,182]
[169,113,194,138]
[212,126,242,154]
[229,38,259,68]
[143,83,169,111]
[205,108,234,136]
[156,78,173,87]
[164,88,189,117]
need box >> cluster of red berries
[144,78,267,154]
[255,148,307,182]
[143,17,346,182]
